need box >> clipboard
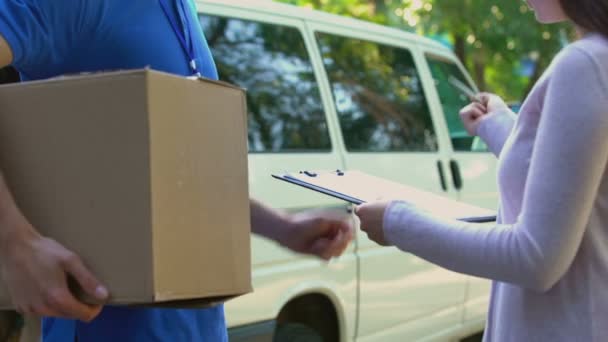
[272,170,496,223]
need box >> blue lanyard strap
[159,0,201,76]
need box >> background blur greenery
[276,0,574,103]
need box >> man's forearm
[0,172,35,247]
[249,198,291,242]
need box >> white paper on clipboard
[272,170,496,223]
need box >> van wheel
[273,323,323,342]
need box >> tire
[273,323,324,342]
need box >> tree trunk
[373,0,387,15]
[454,34,466,64]
[472,51,486,91]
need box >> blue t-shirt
[0,0,226,341]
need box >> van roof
[197,0,451,53]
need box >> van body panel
[197,1,497,340]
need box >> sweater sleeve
[477,108,517,157]
[383,45,608,292]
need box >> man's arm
[250,199,353,261]
[0,35,12,67]
[0,36,107,321]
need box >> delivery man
[0,0,354,340]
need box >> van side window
[200,15,331,153]
[315,33,437,152]
[425,55,488,152]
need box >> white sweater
[383,34,608,341]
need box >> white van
[196,1,499,341]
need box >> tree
[275,0,573,102]
[416,0,571,100]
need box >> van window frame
[199,12,338,155]
[313,30,440,154]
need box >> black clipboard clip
[299,170,318,177]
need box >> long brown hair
[559,0,608,37]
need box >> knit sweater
[383,34,608,341]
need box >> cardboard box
[0,69,252,308]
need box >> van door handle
[436,161,447,192]
[449,160,463,190]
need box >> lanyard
[159,0,201,76]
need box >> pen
[448,76,483,103]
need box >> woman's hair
[559,0,608,37]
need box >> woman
[355,0,608,341]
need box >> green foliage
[275,0,573,102]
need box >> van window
[200,15,331,153]
[426,55,488,152]
[316,33,437,152]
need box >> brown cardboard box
[0,69,252,308]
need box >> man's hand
[277,210,354,261]
[355,201,392,246]
[250,199,354,260]
[0,215,108,321]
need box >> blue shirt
[0,0,226,341]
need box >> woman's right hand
[459,93,510,136]
[0,214,108,322]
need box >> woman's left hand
[355,201,393,246]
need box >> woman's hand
[459,93,510,136]
[355,201,392,246]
